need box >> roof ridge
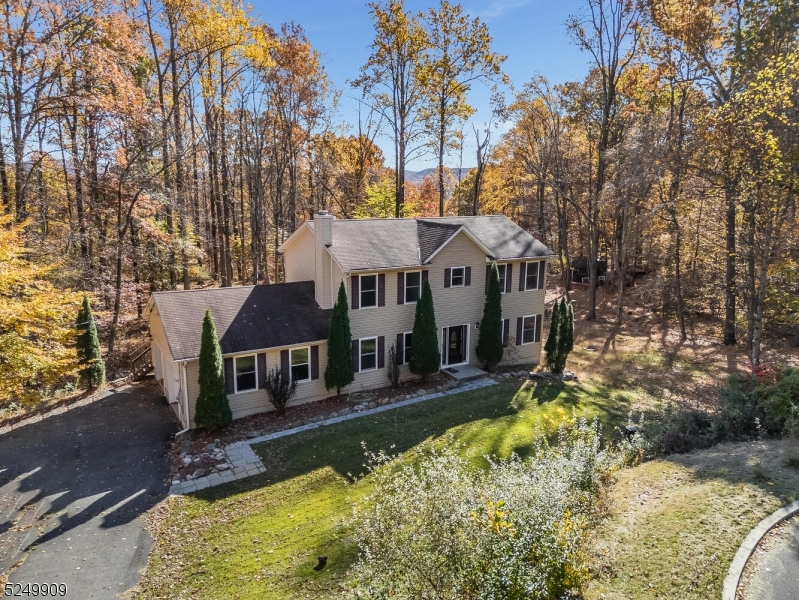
[152,281,308,295]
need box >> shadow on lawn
[197,380,632,504]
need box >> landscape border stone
[722,498,799,600]
[168,377,497,496]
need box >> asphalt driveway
[0,382,177,599]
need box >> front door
[443,325,467,365]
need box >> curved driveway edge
[722,498,799,600]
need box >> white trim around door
[441,324,470,367]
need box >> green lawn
[140,378,635,599]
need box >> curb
[722,498,799,600]
[168,377,498,496]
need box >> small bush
[263,368,298,416]
[757,367,799,434]
[352,419,624,599]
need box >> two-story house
[145,214,554,429]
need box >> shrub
[387,343,401,389]
[352,419,623,599]
[409,280,440,380]
[325,281,354,395]
[195,309,232,430]
[757,367,799,434]
[476,262,503,370]
[264,367,298,416]
[76,294,105,390]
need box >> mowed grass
[586,439,799,600]
[140,378,634,599]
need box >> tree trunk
[723,174,738,345]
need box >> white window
[403,331,413,364]
[360,337,378,371]
[405,271,421,303]
[360,274,377,308]
[451,266,465,287]
[497,264,507,294]
[521,315,538,345]
[234,355,257,393]
[290,347,310,382]
[525,261,540,290]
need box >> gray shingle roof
[321,215,554,271]
[151,282,332,361]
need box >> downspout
[175,362,191,435]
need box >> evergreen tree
[76,294,105,390]
[544,298,562,373]
[409,280,441,380]
[476,262,503,370]
[325,281,354,395]
[195,309,232,430]
[557,299,575,373]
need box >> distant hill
[405,168,472,184]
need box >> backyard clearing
[586,439,799,600]
[138,378,636,599]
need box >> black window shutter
[378,273,385,307]
[538,261,546,290]
[396,333,404,364]
[351,276,359,309]
[257,353,267,389]
[444,267,451,288]
[310,345,319,380]
[519,262,527,291]
[224,357,234,394]
[422,270,428,285]
[465,266,471,286]
[535,315,542,343]
[280,350,290,379]
[505,263,513,294]
[485,265,491,294]
[503,319,510,347]
[516,317,523,346]
[352,339,360,373]
[377,336,385,368]
[397,272,405,305]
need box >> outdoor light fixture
[475,321,480,329]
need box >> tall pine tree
[557,299,574,373]
[76,295,105,390]
[409,279,440,380]
[544,298,562,373]
[325,281,354,395]
[476,262,503,370]
[195,309,232,430]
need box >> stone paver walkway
[168,377,497,495]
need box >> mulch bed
[173,372,452,479]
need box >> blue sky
[249,0,590,170]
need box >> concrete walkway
[168,377,498,495]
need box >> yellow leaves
[0,216,82,407]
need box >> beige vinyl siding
[496,259,546,367]
[345,231,546,385]
[149,307,180,398]
[283,225,315,283]
[184,343,332,427]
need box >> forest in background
[0,0,797,408]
